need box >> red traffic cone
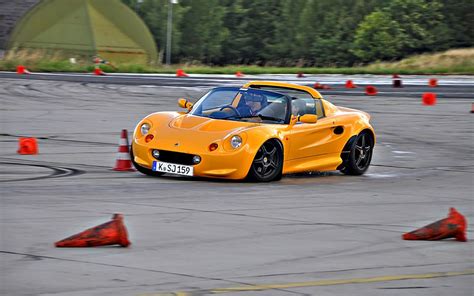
[313,82,331,90]
[314,82,323,89]
[235,71,244,77]
[17,137,38,155]
[55,214,131,247]
[403,208,467,242]
[16,65,30,74]
[365,85,378,96]
[114,129,135,171]
[94,67,105,76]
[296,72,305,78]
[422,93,436,105]
[392,74,402,88]
[428,78,438,87]
[345,80,357,88]
[176,69,188,77]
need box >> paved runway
[0,75,473,296]
[1,71,474,98]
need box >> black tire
[248,140,283,182]
[130,144,164,177]
[340,131,374,175]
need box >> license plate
[152,161,193,176]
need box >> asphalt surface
[0,74,473,296]
[1,71,474,98]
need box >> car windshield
[190,87,289,124]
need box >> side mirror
[178,98,193,110]
[298,114,317,124]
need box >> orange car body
[131,81,375,179]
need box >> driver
[238,92,267,116]
[292,99,306,117]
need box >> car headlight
[140,123,150,135]
[230,135,242,149]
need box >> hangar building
[1,0,157,63]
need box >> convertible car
[131,81,375,181]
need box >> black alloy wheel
[130,144,164,177]
[248,140,283,182]
[341,131,374,175]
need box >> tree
[235,0,283,64]
[385,0,445,53]
[121,0,184,64]
[220,0,248,64]
[296,0,387,66]
[178,0,227,63]
[121,0,470,66]
[352,0,446,62]
[352,10,407,62]
[269,0,307,65]
[438,0,474,49]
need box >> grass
[1,48,473,75]
[366,48,474,74]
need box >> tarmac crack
[91,200,414,235]
[229,261,473,280]
[378,286,431,289]
[0,250,281,293]
[141,269,474,295]
[371,164,474,173]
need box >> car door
[287,98,340,160]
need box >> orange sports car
[131,81,375,181]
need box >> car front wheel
[340,131,374,175]
[248,140,283,182]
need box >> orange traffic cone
[422,93,436,105]
[403,208,467,242]
[176,69,188,77]
[345,80,357,88]
[113,129,135,171]
[428,78,438,87]
[392,74,402,88]
[235,71,244,77]
[365,85,378,96]
[296,72,305,78]
[94,67,105,76]
[17,137,38,155]
[55,214,131,247]
[16,65,30,74]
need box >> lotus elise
[131,81,375,181]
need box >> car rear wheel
[340,131,374,175]
[248,140,283,182]
[130,144,164,177]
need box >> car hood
[169,114,258,134]
[145,114,266,154]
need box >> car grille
[155,150,196,165]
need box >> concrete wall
[0,0,41,50]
